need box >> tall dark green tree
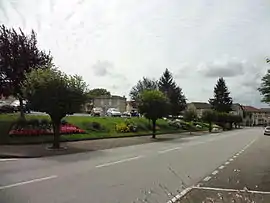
[0,25,52,118]
[209,77,232,113]
[158,68,186,116]
[130,77,158,101]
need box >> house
[256,108,270,126]
[84,95,127,114]
[230,103,244,117]
[126,100,138,112]
[187,102,212,118]
[242,106,259,126]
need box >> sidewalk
[0,131,207,158]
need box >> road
[0,128,262,203]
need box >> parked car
[264,126,270,135]
[91,107,103,117]
[121,111,131,118]
[106,108,121,117]
[0,101,15,113]
[10,100,31,113]
[130,110,140,117]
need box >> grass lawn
[0,113,206,144]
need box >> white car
[264,126,270,135]
[106,108,121,117]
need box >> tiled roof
[242,106,259,112]
[190,102,211,109]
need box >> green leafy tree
[87,88,111,99]
[158,69,186,117]
[183,108,197,122]
[130,77,158,101]
[209,77,232,113]
[202,110,217,132]
[0,25,52,118]
[23,68,88,148]
[138,90,168,138]
[258,69,270,104]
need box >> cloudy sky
[1,0,270,107]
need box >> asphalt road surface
[0,128,262,203]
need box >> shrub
[28,118,40,129]
[14,118,28,130]
[168,120,182,129]
[40,119,50,129]
[83,122,106,132]
[116,123,130,133]
[61,120,68,125]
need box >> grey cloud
[92,60,112,76]
[199,60,245,78]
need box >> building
[256,108,270,126]
[242,106,259,126]
[230,103,244,117]
[187,102,212,118]
[84,95,127,114]
[126,100,138,112]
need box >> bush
[40,119,50,129]
[116,123,130,133]
[28,118,40,128]
[168,120,182,129]
[61,120,68,125]
[83,121,105,131]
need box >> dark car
[0,101,15,113]
[130,110,139,117]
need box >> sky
[0,0,270,107]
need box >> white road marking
[95,156,143,168]
[203,176,211,181]
[194,186,270,194]
[229,158,234,161]
[158,147,181,154]
[218,165,225,170]
[233,155,237,158]
[0,159,19,162]
[212,170,219,175]
[166,186,193,203]
[225,161,230,165]
[0,175,57,190]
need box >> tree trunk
[18,97,25,120]
[152,119,156,139]
[52,120,61,149]
[208,122,212,132]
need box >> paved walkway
[0,131,207,158]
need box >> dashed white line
[0,175,57,190]
[158,147,181,154]
[166,187,193,203]
[233,155,237,158]
[0,159,18,162]
[212,170,219,175]
[95,156,143,168]
[229,158,234,161]
[225,161,230,165]
[203,176,211,181]
[218,165,225,170]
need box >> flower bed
[9,122,85,136]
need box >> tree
[258,69,270,104]
[87,88,111,99]
[0,25,52,118]
[183,108,197,122]
[22,68,88,148]
[202,110,217,132]
[159,69,186,116]
[209,77,232,113]
[138,90,168,138]
[130,77,158,101]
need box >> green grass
[0,113,206,144]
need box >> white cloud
[1,0,270,106]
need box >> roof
[231,103,243,111]
[260,108,270,113]
[190,102,211,109]
[242,106,259,112]
[94,95,126,100]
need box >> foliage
[201,110,217,132]
[0,25,52,118]
[183,108,197,122]
[87,88,111,99]
[116,123,130,133]
[158,69,186,116]
[130,77,158,101]
[209,77,232,113]
[22,68,88,148]
[258,69,270,104]
[138,90,169,138]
